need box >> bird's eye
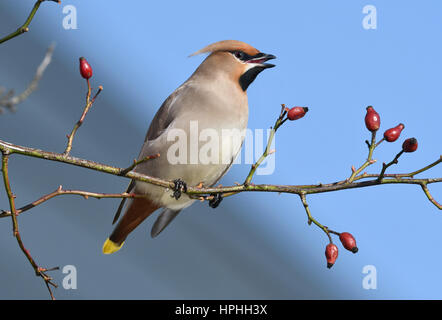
[234,51,245,60]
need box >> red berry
[383,123,404,142]
[402,138,418,153]
[79,57,93,79]
[325,243,338,269]
[287,106,308,121]
[364,106,380,132]
[339,232,358,253]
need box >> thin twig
[378,150,404,181]
[0,44,55,112]
[420,182,442,210]
[63,83,103,156]
[348,131,377,183]
[406,155,442,178]
[0,0,60,45]
[0,185,146,218]
[244,104,286,186]
[119,153,160,176]
[375,137,385,148]
[1,152,58,300]
[349,156,442,181]
[300,193,332,243]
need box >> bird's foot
[172,179,187,200]
[209,193,223,208]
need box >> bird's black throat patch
[239,66,266,91]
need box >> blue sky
[1,0,441,299]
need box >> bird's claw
[172,179,187,200]
[209,193,223,208]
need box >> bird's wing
[112,84,189,225]
[150,208,181,238]
[112,180,136,225]
[144,83,190,142]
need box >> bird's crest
[190,40,260,57]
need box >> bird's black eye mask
[233,51,276,91]
[231,51,266,63]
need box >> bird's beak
[246,53,276,68]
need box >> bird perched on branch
[103,40,276,254]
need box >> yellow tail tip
[102,238,124,254]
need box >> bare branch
[63,83,103,156]
[1,152,58,300]
[119,153,161,176]
[421,183,442,210]
[0,44,55,112]
[0,185,146,218]
[348,131,377,183]
[378,150,404,181]
[0,0,60,45]
[350,156,442,181]
[244,104,286,186]
[0,138,440,206]
[299,193,332,243]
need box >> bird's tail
[151,209,181,238]
[103,197,159,254]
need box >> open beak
[246,53,276,68]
